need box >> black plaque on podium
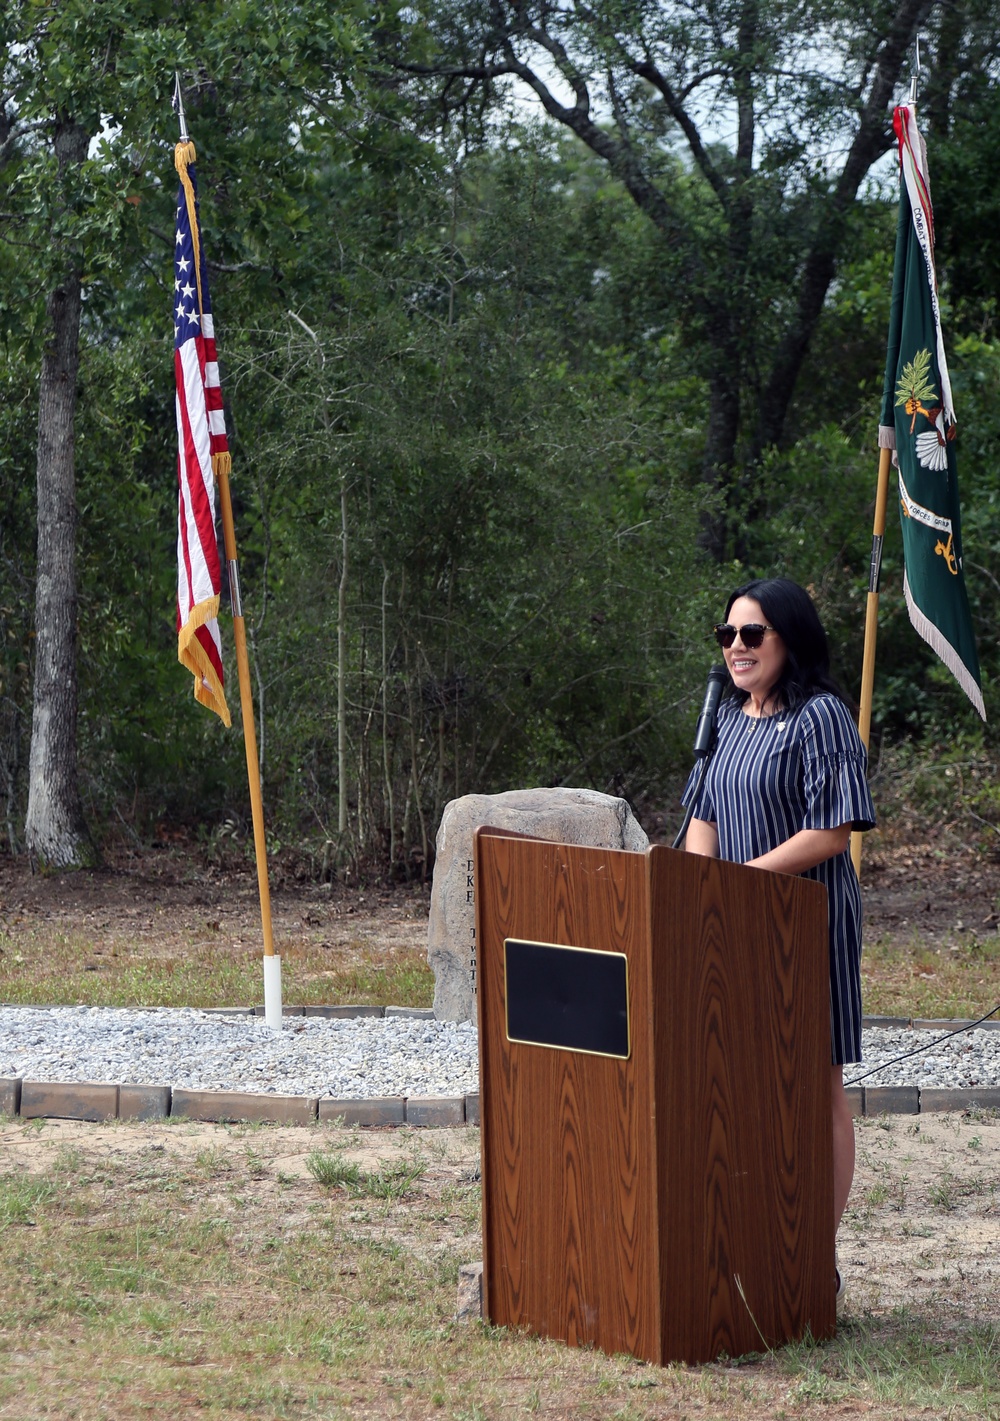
[504,938,630,1059]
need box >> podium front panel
[475,831,660,1363]
[648,845,834,1360]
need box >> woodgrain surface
[475,831,835,1367]
[475,829,661,1362]
[649,845,834,1361]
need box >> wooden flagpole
[175,77,282,1029]
[851,445,892,877]
[216,474,282,1027]
[853,57,922,878]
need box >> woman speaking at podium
[682,577,875,1292]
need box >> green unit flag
[878,103,985,720]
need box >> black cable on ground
[845,1004,1000,1086]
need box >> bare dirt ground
[844,1109,999,1320]
[0,844,430,968]
[0,1109,996,1323]
[0,821,995,968]
[859,826,1000,946]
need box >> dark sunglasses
[713,622,776,650]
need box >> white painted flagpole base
[263,954,283,1032]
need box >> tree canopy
[383,0,950,557]
[0,0,997,870]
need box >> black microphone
[692,665,728,757]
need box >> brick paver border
[0,1008,996,1125]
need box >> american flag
[174,142,231,726]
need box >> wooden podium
[474,827,834,1365]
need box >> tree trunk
[699,364,741,560]
[925,0,966,139]
[337,468,349,840]
[380,564,396,868]
[754,0,933,455]
[24,118,93,867]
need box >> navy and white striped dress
[682,693,876,1064]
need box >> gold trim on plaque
[503,937,631,1060]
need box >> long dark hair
[724,577,847,713]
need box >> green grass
[3,833,996,1021]
[0,1120,997,1420]
[0,1174,56,1230]
[862,929,1000,1021]
[0,928,433,1009]
[822,1312,1000,1409]
[307,1147,426,1200]
[305,1149,364,1191]
[8,916,998,1021]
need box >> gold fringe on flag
[177,594,231,726]
[174,141,205,344]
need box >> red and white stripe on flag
[174,141,231,727]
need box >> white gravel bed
[0,1007,998,1097]
[845,1023,1000,1090]
[0,1007,478,1100]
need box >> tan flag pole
[851,444,892,877]
[216,468,283,1030]
[853,59,923,879]
[174,76,282,1030]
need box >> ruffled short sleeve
[800,696,876,832]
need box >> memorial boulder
[428,787,649,1021]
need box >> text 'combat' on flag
[174,138,231,727]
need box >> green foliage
[739,364,1000,746]
[2,2,999,865]
[932,64,1000,334]
[386,0,945,561]
[217,137,722,865]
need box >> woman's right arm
[686,817,720,857]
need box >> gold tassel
[212,451,232,480]
[174,141,204,318]
[174,139,197,175]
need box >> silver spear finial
[173,73,190,144]
[909,37,921,105]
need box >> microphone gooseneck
[672,665,729,850]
